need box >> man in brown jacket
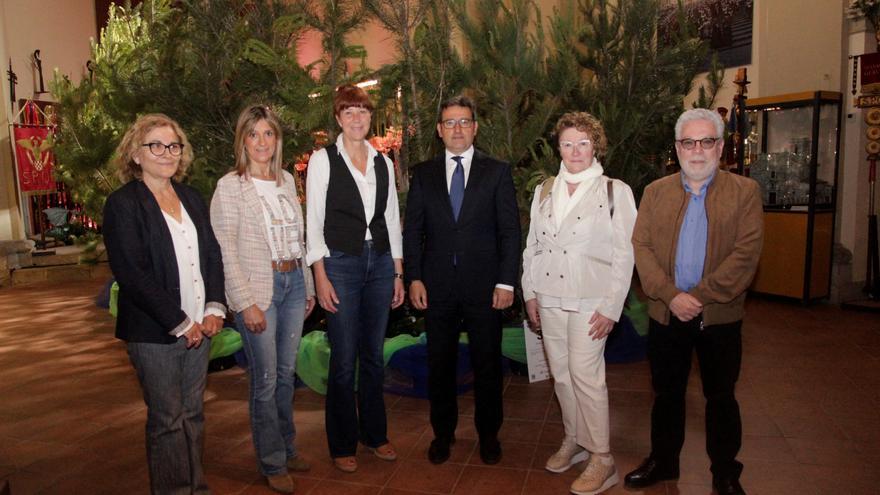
[624,109,763,495]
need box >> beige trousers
[539,302,610,453]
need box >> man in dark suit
[403,95,521,465]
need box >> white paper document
[523,320,550,383]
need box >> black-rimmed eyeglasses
[676,137,721,150]
[441,118,475,129]
[142,142,184,157]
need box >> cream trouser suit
[521,176,637,454]
[540,297,610,452]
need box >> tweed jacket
[211,170,314,312]
[522,177,637,321]
[632,170,764,326]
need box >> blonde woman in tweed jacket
[210,105,315,494]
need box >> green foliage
[364,0,431,186]
[454,0,577,167]
[52,0,321,221]
[692,53,724,110]
[54,0,720,224]
[372,0,466,172]
[293,0,371,138]
[573,0,716,195]
[451,0,579,219]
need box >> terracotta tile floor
[1,279,878,494]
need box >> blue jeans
[323,241,393,457]
[127,338,210,495]
[236,269,307,476]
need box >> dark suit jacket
[103,180,226,344]
[403,150,521,305]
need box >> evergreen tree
[364,0,431,190]
[452,0,579,216]
[293,0,370,139]
[573,0,719,193]
[52,0,320,221]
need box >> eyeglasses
[559,140,592,151]
[142,142,184,157]
[676,137,721,150]
[441,118,474,129]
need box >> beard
[679,156,718,184]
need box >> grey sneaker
[570,454,618,495]
[545,437,589,473]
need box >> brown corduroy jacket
[632,169,764,326]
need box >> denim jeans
[236,269,307,476]
[127,338,210,495]
[323,241,393,457]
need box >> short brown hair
[334,84,374,116]
[114,113,194,183]
[233,104,285,186]
[438,95,477,122]
[554,111,608,159]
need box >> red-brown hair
[333,84,374,116]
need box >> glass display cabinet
[744,91,842,302]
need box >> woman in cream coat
[211,104,315,494]
[522,112,637,495]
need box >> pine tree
[451,0,579,215]
[573,0,717,193]
[52,0,320,221]
[293,0,370,139]
[364,0,431,191]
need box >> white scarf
[551,158,604,228]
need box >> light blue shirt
[674,171,715,292]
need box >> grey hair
[675,108,724,139]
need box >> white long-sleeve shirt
[162,206,224,337]
[306,134,403,266]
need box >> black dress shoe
[713,478,746,495]
[428,437,452,464]
[479,438,502,465]
[623,458,679,489]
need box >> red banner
[13,124,57,192]
[862,52,880,95]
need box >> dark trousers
[648,316,743,481]
[323,242,394,458]
[128,338,210,495]
[426,297,503,443]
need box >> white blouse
[162,206,224,337]
[305,134,403,265]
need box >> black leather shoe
[479,438,502,465]
[623,458,679,489]
[713,478,746,495]
[428,437,453,464]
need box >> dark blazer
[103,180,226,344]
[403,150,521,305]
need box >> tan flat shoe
[333,455,358,473]
[287,454,311,472]
[266,473,294,493]
[368,442,398,461]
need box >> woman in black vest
[305,85,405,472]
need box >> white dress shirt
[444,146,513,293]
[306,134,403,266]
[444,147,475,191]
[162,206,224,337]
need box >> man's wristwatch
[393,273,404,279]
